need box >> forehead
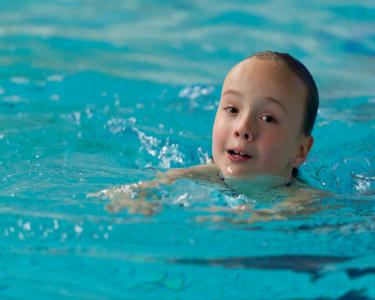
[222,57,307,104]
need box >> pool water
[1,1,375,299]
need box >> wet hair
[250,51,319,136]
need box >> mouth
[227,149,252,162]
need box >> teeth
[232,150,247,156]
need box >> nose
[234,117,253,141]
[234,129,251,140]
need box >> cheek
[259,133,292,162]
[212,119,229,152]
[260,136,279,156]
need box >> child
[91,51,322,216]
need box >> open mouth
[227,149,252,161]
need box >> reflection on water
[169,254,351,276]
[91,170,335,229]
[1,0,375,96]
[1,0,375,298]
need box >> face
[212,57,313,179]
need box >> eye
[224,106,238,113]
[260,115,276,123]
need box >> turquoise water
[1,1,375,299]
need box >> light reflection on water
[1,0,375,299]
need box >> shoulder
[158,164,220,184]
[186,163,218,175]
[276,180,333,209]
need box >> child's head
[212,51,319,179]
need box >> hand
[87,182,161,216]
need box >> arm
[195,184,333,224]
[88,164,219,215]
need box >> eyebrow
[263,97,288,115]
[221,89,288,114]
[221,89,243,98]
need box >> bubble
[23,222,31,231]
[73,112,81,126]
[74,225,83,234]
[158,141,185,169]
[85,109,93,119]
[354,178,371,192]
[197,147,210,164]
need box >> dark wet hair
[250,51,319,136]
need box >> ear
[292,135,314,168]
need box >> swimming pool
[1,0,375,299]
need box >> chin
[219,166,254,178]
